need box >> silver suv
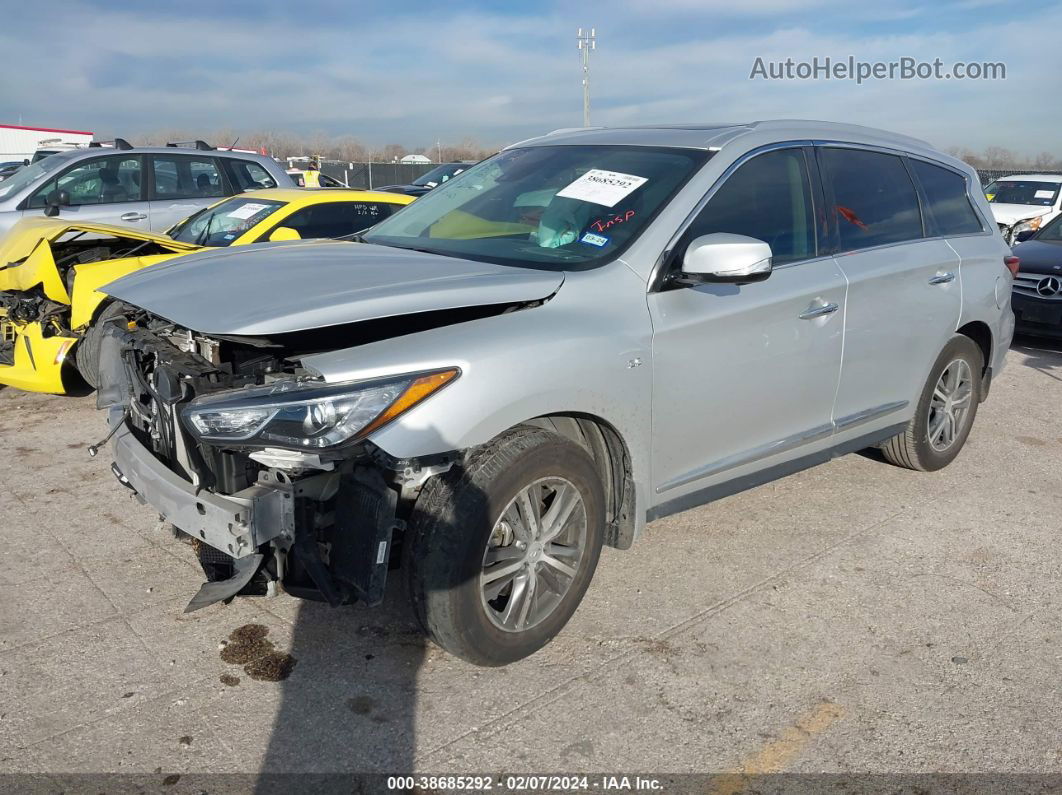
[95,121,1014,665]
[0,140,291,237]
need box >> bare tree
[1032,151,1061,171]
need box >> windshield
[985,180,1061,207]
[169,196,286,246]
[0,153,66,201]
[411,163,471,187]
[364,145,707,270]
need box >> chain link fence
[977,169,1062,186]
[315,162,438,189]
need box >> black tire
[880,335,983,472]
[405,426,605,666]
[75,302,125,389]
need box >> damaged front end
[0,224,197,393]
[97,309,458,612]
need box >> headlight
[1012,216,1043,235]
[181,368,459,450]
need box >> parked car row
[0,122,1017,665]
[0,187,412,392]
[986,173,1062,245]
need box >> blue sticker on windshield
[581,232,609,247]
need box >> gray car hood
[103,240,565,335]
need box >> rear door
[649,146,846,508]
[148,153,227,231]
[22,154,150,229]
[819,146,961,431]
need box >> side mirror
[675,233,773,285]
[44,190,70,217]
[269,226,301,242]
[1014,229,1036,243]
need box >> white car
[985,173,1062,244]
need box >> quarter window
[680,148,817,265]
[152,155,225,200]
[820,148,922,251]
[909,160,984,236]
[274,201,400,239]
[28,156,143,208]
[226,159,278,191]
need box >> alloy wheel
[480,477,587,633]
[927,358,974,452]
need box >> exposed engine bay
[0,231,182,361]
[97,306,460,613]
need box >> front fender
[299,264,654,525]
[70,253,182,330]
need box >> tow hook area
[110,462,137,494]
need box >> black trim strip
[646,422,906,522]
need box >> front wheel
[880,334,983,471]
[76,302,127,389]
[405,427,605,666]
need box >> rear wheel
[881,335,983,471]
[406,427,605,666]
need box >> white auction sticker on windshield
[228,202,270,219]
[1035,189,1056,199]
[556,169,648,207]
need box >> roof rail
[88,137,134,150]
[165,140,215,151]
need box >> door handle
[928,272,955,285]
[120,212,147,221]
[799,302,839,320]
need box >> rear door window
[909,160,984,236]
[225,159,278,191]
[152,155,225,200]
[820,148,923,252]
[269,201,399,239]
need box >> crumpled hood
[989,203,1053,226]
[102,239,565,335]
[0,217,193,269]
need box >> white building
[0,123,93,162]
[400,154,432,164]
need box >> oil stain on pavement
[218,624,297,682]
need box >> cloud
[0,0,1055,155]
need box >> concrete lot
[0,339,1060,781]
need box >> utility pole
[577,27,595,127]
[436,139,442,163]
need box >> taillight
[1004,256,1020,276]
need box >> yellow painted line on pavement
[709,700,845,795]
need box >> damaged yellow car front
[0,218,200,393]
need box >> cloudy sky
[1,0,1058,154]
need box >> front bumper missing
[110,422,293,560]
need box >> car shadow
[253,580,427,790]
[1011,333,1062,382]
[253,474,488,789]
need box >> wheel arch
[523,413,636,551]
[956,319,992,373]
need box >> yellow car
[0,188,414,394]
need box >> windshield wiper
[194,214,216,246]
